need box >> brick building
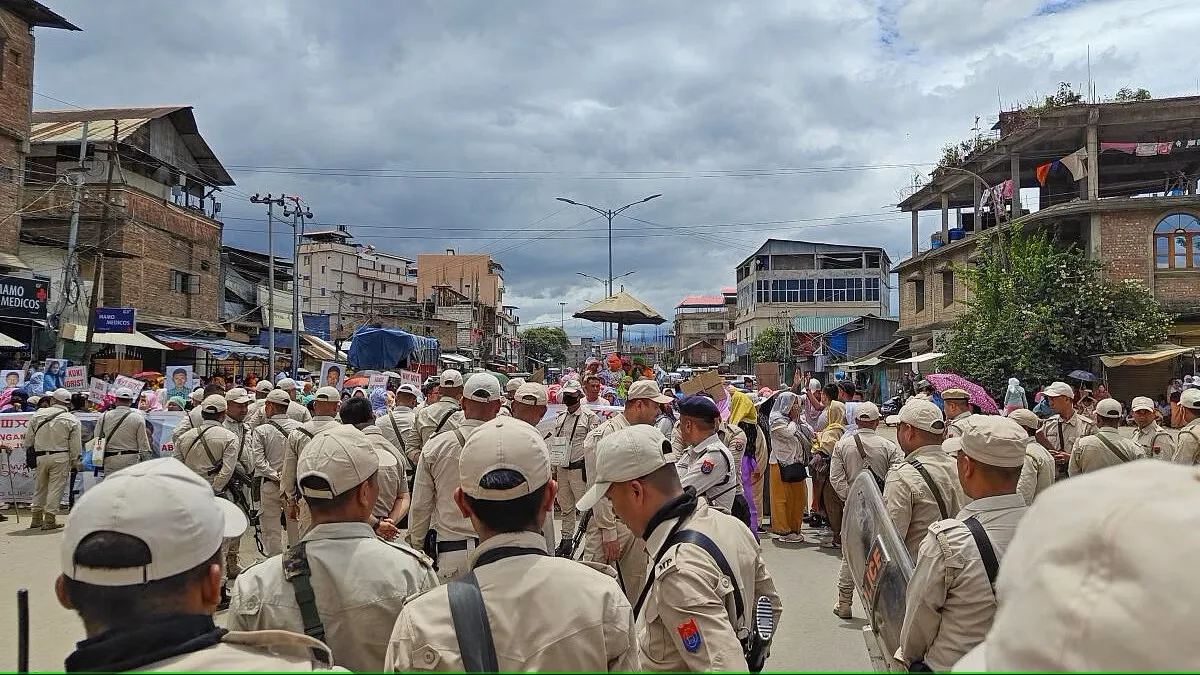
[418,249,510,366]
[674,292,735,366]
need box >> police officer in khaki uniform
[549,380,600,556]
[282,386,343,538]
[882,398,967,559]
[55,459,341,672]
[497,377,524,418]
[1035,380,1096,477]
[24,388,82,530]
[582,425,782,672]
[378,383,420,465]
[224,387,273,479]
[674,395,740,514]
[337,396,410,541]
[409,373,502,582]
[385,417,640,672]
[508,381,561,552]
[669,411,747,465]
[1007,408,1055,505]
[249,389,301,554]
[246,379,313,430]
[1069,398,1145,476]
[402,370,465,456]
[579,379,667,601]
[246,379,274,424]
[228,425,436,672]
[97,387,151,474]
[1173,388,1200,464]
[1130,396,1175,460]
[830,402,903,618]
[172,385,222,448]
[897,416,1030,671]
[942,388,973,438]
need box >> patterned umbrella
[925,373,1000,414]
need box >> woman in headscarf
[729,389,766,537]
[809,383,846,530]
[140,390,165,412]
[1003,377,1028,413]
[166,396,186,412]
[369,387,389,417]
[768,391,811,542]
[815,396,848,546]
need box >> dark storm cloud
[30,0,1195,332]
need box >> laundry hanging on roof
[1100,142,1138,154]
[1100,141,1173,156]
[1058,148,1088,181]
[1035,161,1061,186]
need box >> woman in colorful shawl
[729,389,766,537]
[768,392,811,542]
[815,398,847,546]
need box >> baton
[17,588,29,673]
[5,450,17,523]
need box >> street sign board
[598,339,618,355]
[0,275,48,321]
[94,307,136,333]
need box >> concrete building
[417,249,504,309]
[674,292,736,365]
[895,95,1200,377]
[419,249,509,366]
[731,239,892,364]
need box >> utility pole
[283,196,313,377]
[250,193,284,379]
[82,122,121,370]
[559,301,566,329]
[54,122,89,358]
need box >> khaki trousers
[768,463,808,534]
[553,466,587,539]
[103,453,142,475]
[582,519,648,603]
[434,539,478,584]
[260,480,286,557]
[32,455,71,516]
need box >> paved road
[0,507,870,672]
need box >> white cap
[1094,398,1123,419]
[855,401,880,421]
[224,387,253,404]
[254,380,274,393]
[459,417,550,501]
[200,394,227,414]
[190,387,205,402]
[113,387,135,400]
[297,425,396,499]
[277,377,297,391]
[396,383,421,397]
[1130,396,1156,413]
[52,388,72,403]
[942,415,1028,468]
[314,386,340,401]
[626,380,673,404]
[576,426,670,511]
[265,388,291,405]
[462,373,503,403]
[440,369,464,388]
[505,377,526,394]
[561,380,582,396]
[61,458,246,586]
[1007,408,1041,430]
[1043,381,1074,398]
[885,398,946,434]
[953,461,1200,671]
[514,382,548,406]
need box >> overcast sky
[30,0,1200,338]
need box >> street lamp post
[559,301,567,329]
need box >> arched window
[1155,213,1200,269]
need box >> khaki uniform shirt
[250,414,302,481]
[282,416,340,501]
[552,404,601,464]
[401,399,464,457]
[1133,421,1175,460]
[246,399,313,429]
[138,630,341,672]
[638,499,783,672]
[884,444,968,560]
[582,413,633,544]
[670,421,745,466]
[385,531,639,672]
[228,521,437,673]
[898,493,1027,671]
[23,403,81,460]
[223,417,272,480]
[676,433,739,513]
[1016,440,1055,505]
[1173,418,1200,465]
[1069,427,1145,476]
[362,425,409,520]
[97,405,150,457]
[378,406,417,465]
[408,418,486,547]
[946,412,972,439]
[175,420,241,493]
[171,407,205,449]
[1037,412,1097,457]
[830,428,903,500]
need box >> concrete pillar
[1010,152,1020,219]
[972,180,981,229]
[1086,112,1100,200]
[940,193,949,242]
[911,210,919,256]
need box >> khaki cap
[462,373,502,403]
[225,387,253,404]
[61,458,246,586]
[459,418,550,501]
[254,380,274,393]
[297,425,396,499]
[1130,396,1156,413]
[626,379,673,404]
[576,426,670,511]
[1094,398,1123,419]
[941,387,970,401]
[440,369,464,387]
[885,398,945,434]
[855,401,881,421]
[514,382,548,406]
[314,386,340,401]
[396,383,421,397]
[1043,381,1074,398]
[277,377,297,391]
[52,388,72,403]
[1007,408,1041,430]
[199,394,227,414]
[954,461,1200,671]
[113,387,135,400]
[505,377,526,394]
[942,415,1027,468]
[265,388,291,405]
[190,387,205,402]
[1181,388,1200,410]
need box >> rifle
[17,588,29,673]
[571,510,592,561]
[4,449,17,523]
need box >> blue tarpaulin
[347,326,438,369]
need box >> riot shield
[841,471,912,672]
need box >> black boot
[217,584,231,611]
[554,538,574,558]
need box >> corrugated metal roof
[790,314,866,334]
[676,294,725,308]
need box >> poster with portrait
[320,361,346,390]
[164,365,195,400]
[0,369,25,390]
[42,359,68,391]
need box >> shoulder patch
[700,458,715,474]
[677,618,703,653]
[654,550,679,577]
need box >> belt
[437,538,479,553]
[108,450,140,456]
[567,459,586,470]
[35,450,68,456]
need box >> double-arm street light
[556,193,661,304]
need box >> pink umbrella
[925,373,1000,414]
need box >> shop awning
[0,332,24,348]
[150,332,269,360]
[300,334,345,362]
[896,351,945,364]
[1100,345,1195,368]
[440,353,472,365]
[61,323,171,350]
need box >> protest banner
[88,377,108,402]
[113,374,146,398]
[368,373,389,388]
[400,370,422,388]
[64,366,87,391]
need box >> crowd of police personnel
[35,369,783,672]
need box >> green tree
[749,324,789,364]
[520,326,571,365]
[1112,86,1152,102]
[941,230,1172,395]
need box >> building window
[914,280,925,313]
[1156,213,1200,269]
[320,264,325,273]
[380,283,387,294]
[756,279,770,303]
[320,287,326,296]
[865,277,880,302]
[707,321,725,331]
[363,281,369,292]
[169,270,198,294]
[942,270,954,307]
